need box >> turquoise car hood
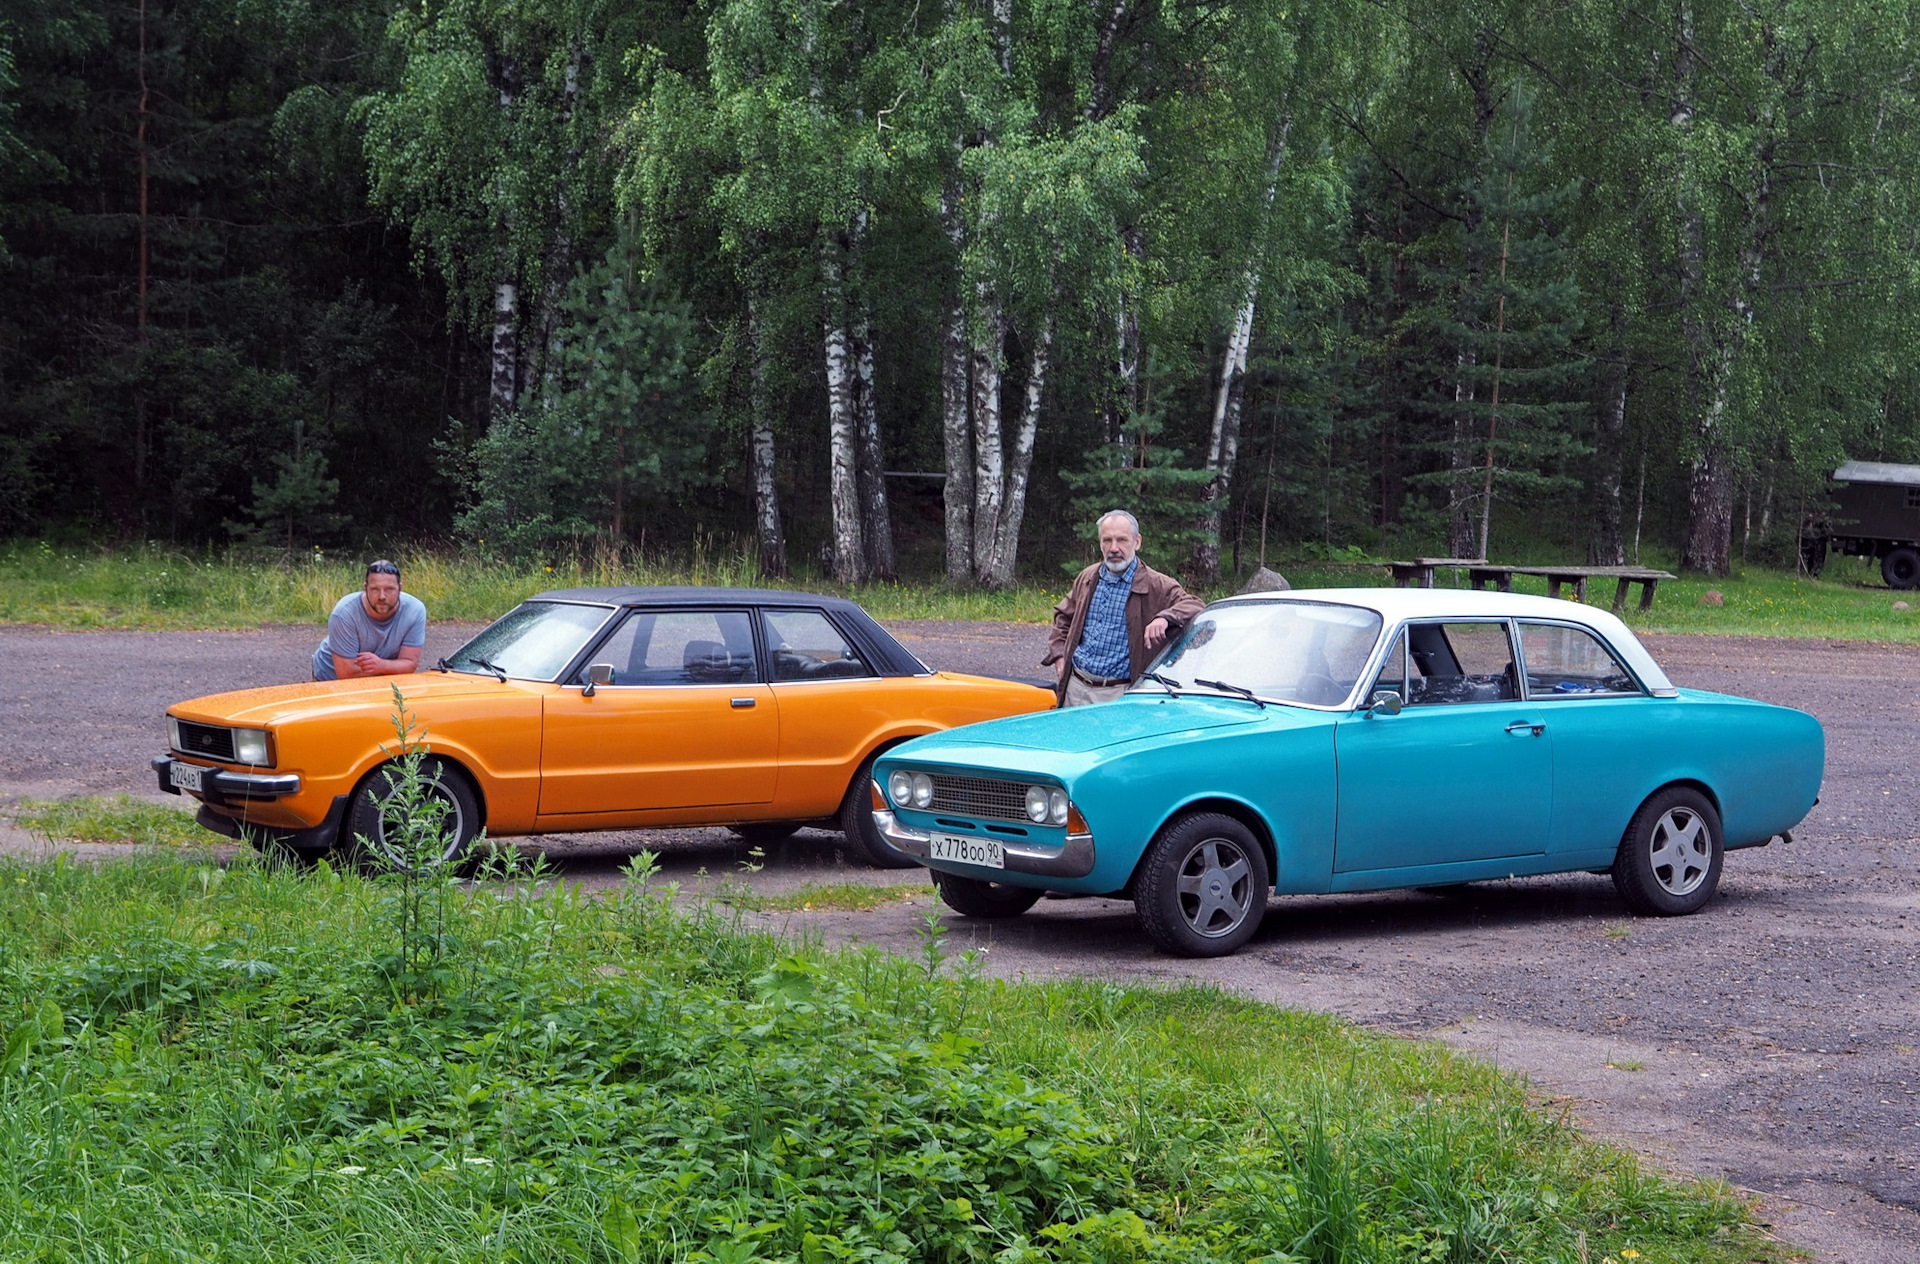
[940,694,1267,753]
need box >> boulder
[1239,566,1291,594]
[1895,601,1912,612]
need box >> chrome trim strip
[875,807,1097,878]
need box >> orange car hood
[168,674,544,727]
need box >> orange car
[152,586,1055,869]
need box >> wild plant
[362,684,463,999]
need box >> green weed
[720,882,930,912]
[8,794,207,846]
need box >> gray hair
[1096,509,1141,537]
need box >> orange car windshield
[445,602,614,681]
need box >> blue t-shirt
[312,591,428,680]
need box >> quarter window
[762,609,872,681]
[1516,622,1641,698]
[578,610,758,686]
[1403,622,1518,706]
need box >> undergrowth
[8,794,204,847]
[0,852,1784,1263]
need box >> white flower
[462,1156,494,1166]
[336,1165,367,1175]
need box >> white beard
[1104,558,1132,574]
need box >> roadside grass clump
[718,881,930,913]
[8,793,207,847]
[0,850,1788,1263]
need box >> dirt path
[0,620,1915,1262]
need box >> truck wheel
[1883,548,1920,590]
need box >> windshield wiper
[1141,671,1183,697]
[468,656,508,683]
[1194,677,1266,709]
[432,657,452,673]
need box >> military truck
[1805,460,1920,588]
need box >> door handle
[1505,720,1545,736]
[731,697,756,709]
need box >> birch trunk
[748,299,786,577]
[1590,325,1629,565]
[822,235,866,582]
[852,295,895,580]
[939,181,974,581]
[489,278,519,424]
[1447,352,1479,558]
[984,317,1053,587]
[969,290,1007,583]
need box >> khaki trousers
[1062,673,1129,707]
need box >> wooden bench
[1507,565,1675,613]
[1386,558,1492,588]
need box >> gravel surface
[0,618,1915,1262]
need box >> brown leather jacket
[1043,561,1206,705]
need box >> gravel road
[0,618,1915,1263]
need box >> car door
[538,607,778,815]
[1333,619,1552,873]
[759,607,891,815]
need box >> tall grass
[0,853,1786,1263]
[5,537,1916,642]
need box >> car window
[1405,621,1518,706]
[579,610,758,686]
[448,601,613,681]
[1150,601,1381,706]
[762,609,872,681]
[1517,622,1642,698]
[1369,629,1408,701]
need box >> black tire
[1883,548,1920,590]
[933,870,1043,919]
[1611,786,1723,916]
[1134,813,1270,957]
[344,757,482,876]
[729,821,803,845]
[838,750,920,869]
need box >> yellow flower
[1621,1251,1641,1260]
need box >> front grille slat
[929,774,1032,824]
[176,722,235,761]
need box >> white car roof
[1834,459,1920,486]
[1214,586,1677,695]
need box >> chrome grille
[175,721,235,761]
[929,774,1032,823]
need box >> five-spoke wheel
[1134,813,1270,957]
[1612,786,1723,916]
[343,757,482,876]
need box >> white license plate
[169,762,205,793]
[929,832,1004,869]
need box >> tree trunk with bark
[852,290,895,580]
[984,317,1052,586]
[747,300,786,577]
[1590,316,1629,565]
[968,289,1007,583]
[822,232,866,582]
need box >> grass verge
[7,794,206,846]
[0,851,1788,1262]
[718,881,931,912]
[5,538,1916,643]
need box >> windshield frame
[443,600,620,683]
[1132,597,1386,711]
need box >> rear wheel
[1134,813,1270,957]
[838,750,920,869]
[1883,547,1920,590]
[933,870,1042,918]
[344,757,482,876]
[1611,786,1722,916]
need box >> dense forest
[2,0,1918,582]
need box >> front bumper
[193,797,350,853]
[151,754,300,802]
[873,806,1097,879]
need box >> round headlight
[1048,788,1070,826]
[888,770,914,807]
[1025,785,1050,823]
[911,772,934,808]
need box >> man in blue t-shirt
[311,560,428,681]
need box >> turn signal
[869,779,888,811]
[1066,803,1090,834]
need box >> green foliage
[0,854,1786,1262]
[1060,399,1215,572]
[8,795,205,848]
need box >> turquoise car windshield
[1146,601,1383,707]
[445,602,614,681]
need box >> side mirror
[1368,689,1402,717]
[583,662,615,697]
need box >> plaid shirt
[1072,557,1137,679]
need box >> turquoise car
[871,589,1824,957]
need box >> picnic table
[1385,558,1676,612]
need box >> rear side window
[1405,622,1518,706]
[762,609,873,681]
[1517,622,1642,698]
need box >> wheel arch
[347,749,489,826]
[1125,796,1278,896]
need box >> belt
[1073,666,1130,688]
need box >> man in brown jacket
[1044,510,1206,706]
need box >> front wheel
[1883,547,1920,590]
[933,870,1042,919]
[1611,786,1723,916]
[1134,813,1270,957]
[838,750,920,869]
[344,757,482,876]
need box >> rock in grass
[1895,601,1912,612]
[1699,590,1724,607]
[1240,566,1291,594]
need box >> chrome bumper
[152,755,301,801]
[873,807,1097,879]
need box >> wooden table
[1386,558,1491,588]
[1507,565,1676,612]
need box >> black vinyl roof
[526,585,929,677]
